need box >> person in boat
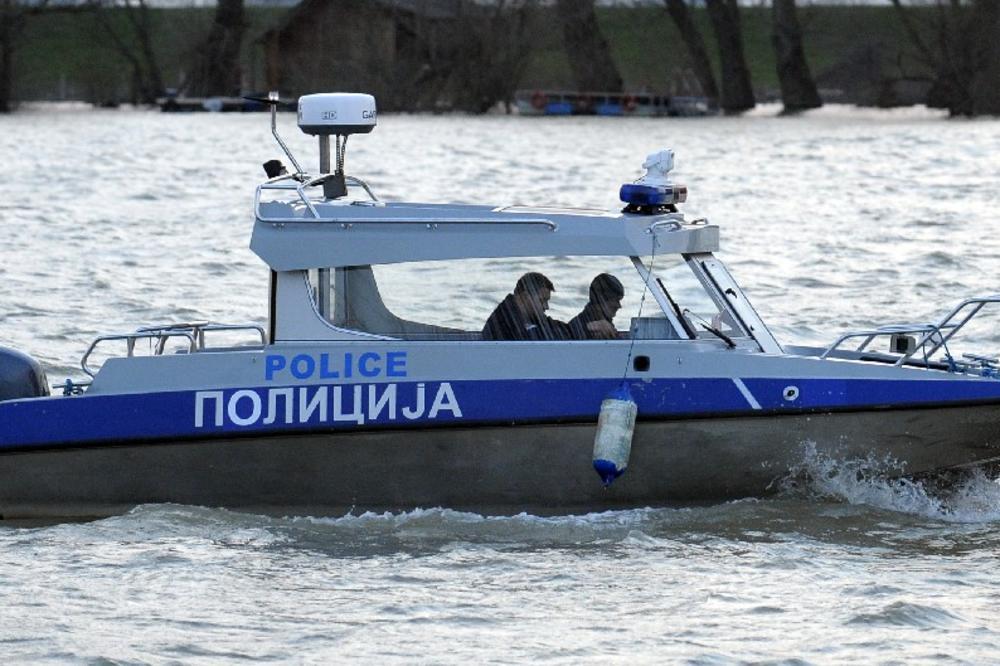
[568,273,624,340]
[482,272,571,341]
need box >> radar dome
[297,93,377,136]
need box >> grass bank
[15,5,907,104]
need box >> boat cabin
[249,93,782,353]
[251,199,783,351]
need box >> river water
[1,104,1000,662]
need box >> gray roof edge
[249,201,720,270]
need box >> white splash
[782,441,1000,523]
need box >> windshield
[305,255,745,342]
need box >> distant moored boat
[514,90,714,117]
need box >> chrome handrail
[255,174,381,224]
[257,206,558,231]
[821,295,1000,372]
[916,295,1000,359]
[81,331,196,377]
[136,322,267,354]
[327,217,559,230]
[646,213,685,234]
[254,174,559,230]
[299,174,380,203]
[81,322,267,377]
[820,323,945,363]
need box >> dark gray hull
[2,404,999,520]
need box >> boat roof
[251,199,719,271]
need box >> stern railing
[81,322,266,378]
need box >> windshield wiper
[682,309,737,349]
[700,324,736,349]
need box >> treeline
[1,0,252,112]
[2,0,999,116]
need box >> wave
[779,441,1000,523]
[20,503,678,558]
[846,601,964,629]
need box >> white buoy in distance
[592,383,638,486]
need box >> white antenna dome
[297,93,377,136]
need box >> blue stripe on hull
[739,377,1000,410]
[1,376,999,450]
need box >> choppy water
[2,104,1000,662]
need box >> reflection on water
[2,104,1000,661]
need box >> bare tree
[1,0,51,112]
[891,0,1000,116]
[87,0,165,105]
[705,0,754,113]
[662,0,719,108]
[386,0,542,113]
[186,0,245,97]
[260,0,538,113]
[0,1,25,112]
[0,0,96,112]
[555,0,623,92]
[969,1,1000,115]
[446,0,542,113]
[771,0,821,113]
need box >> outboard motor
[0,347,50,401]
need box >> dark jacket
[568,302,614,339]
[482,294,570,340]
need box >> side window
[306,268,337,320]
[309,258,668,341]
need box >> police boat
[1,92,999,520]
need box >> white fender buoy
[592,383,638,486]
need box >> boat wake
[288,506,670,553]
[779,441,1000,523]
[69,503,677,558]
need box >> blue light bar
[620,183,686,207]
